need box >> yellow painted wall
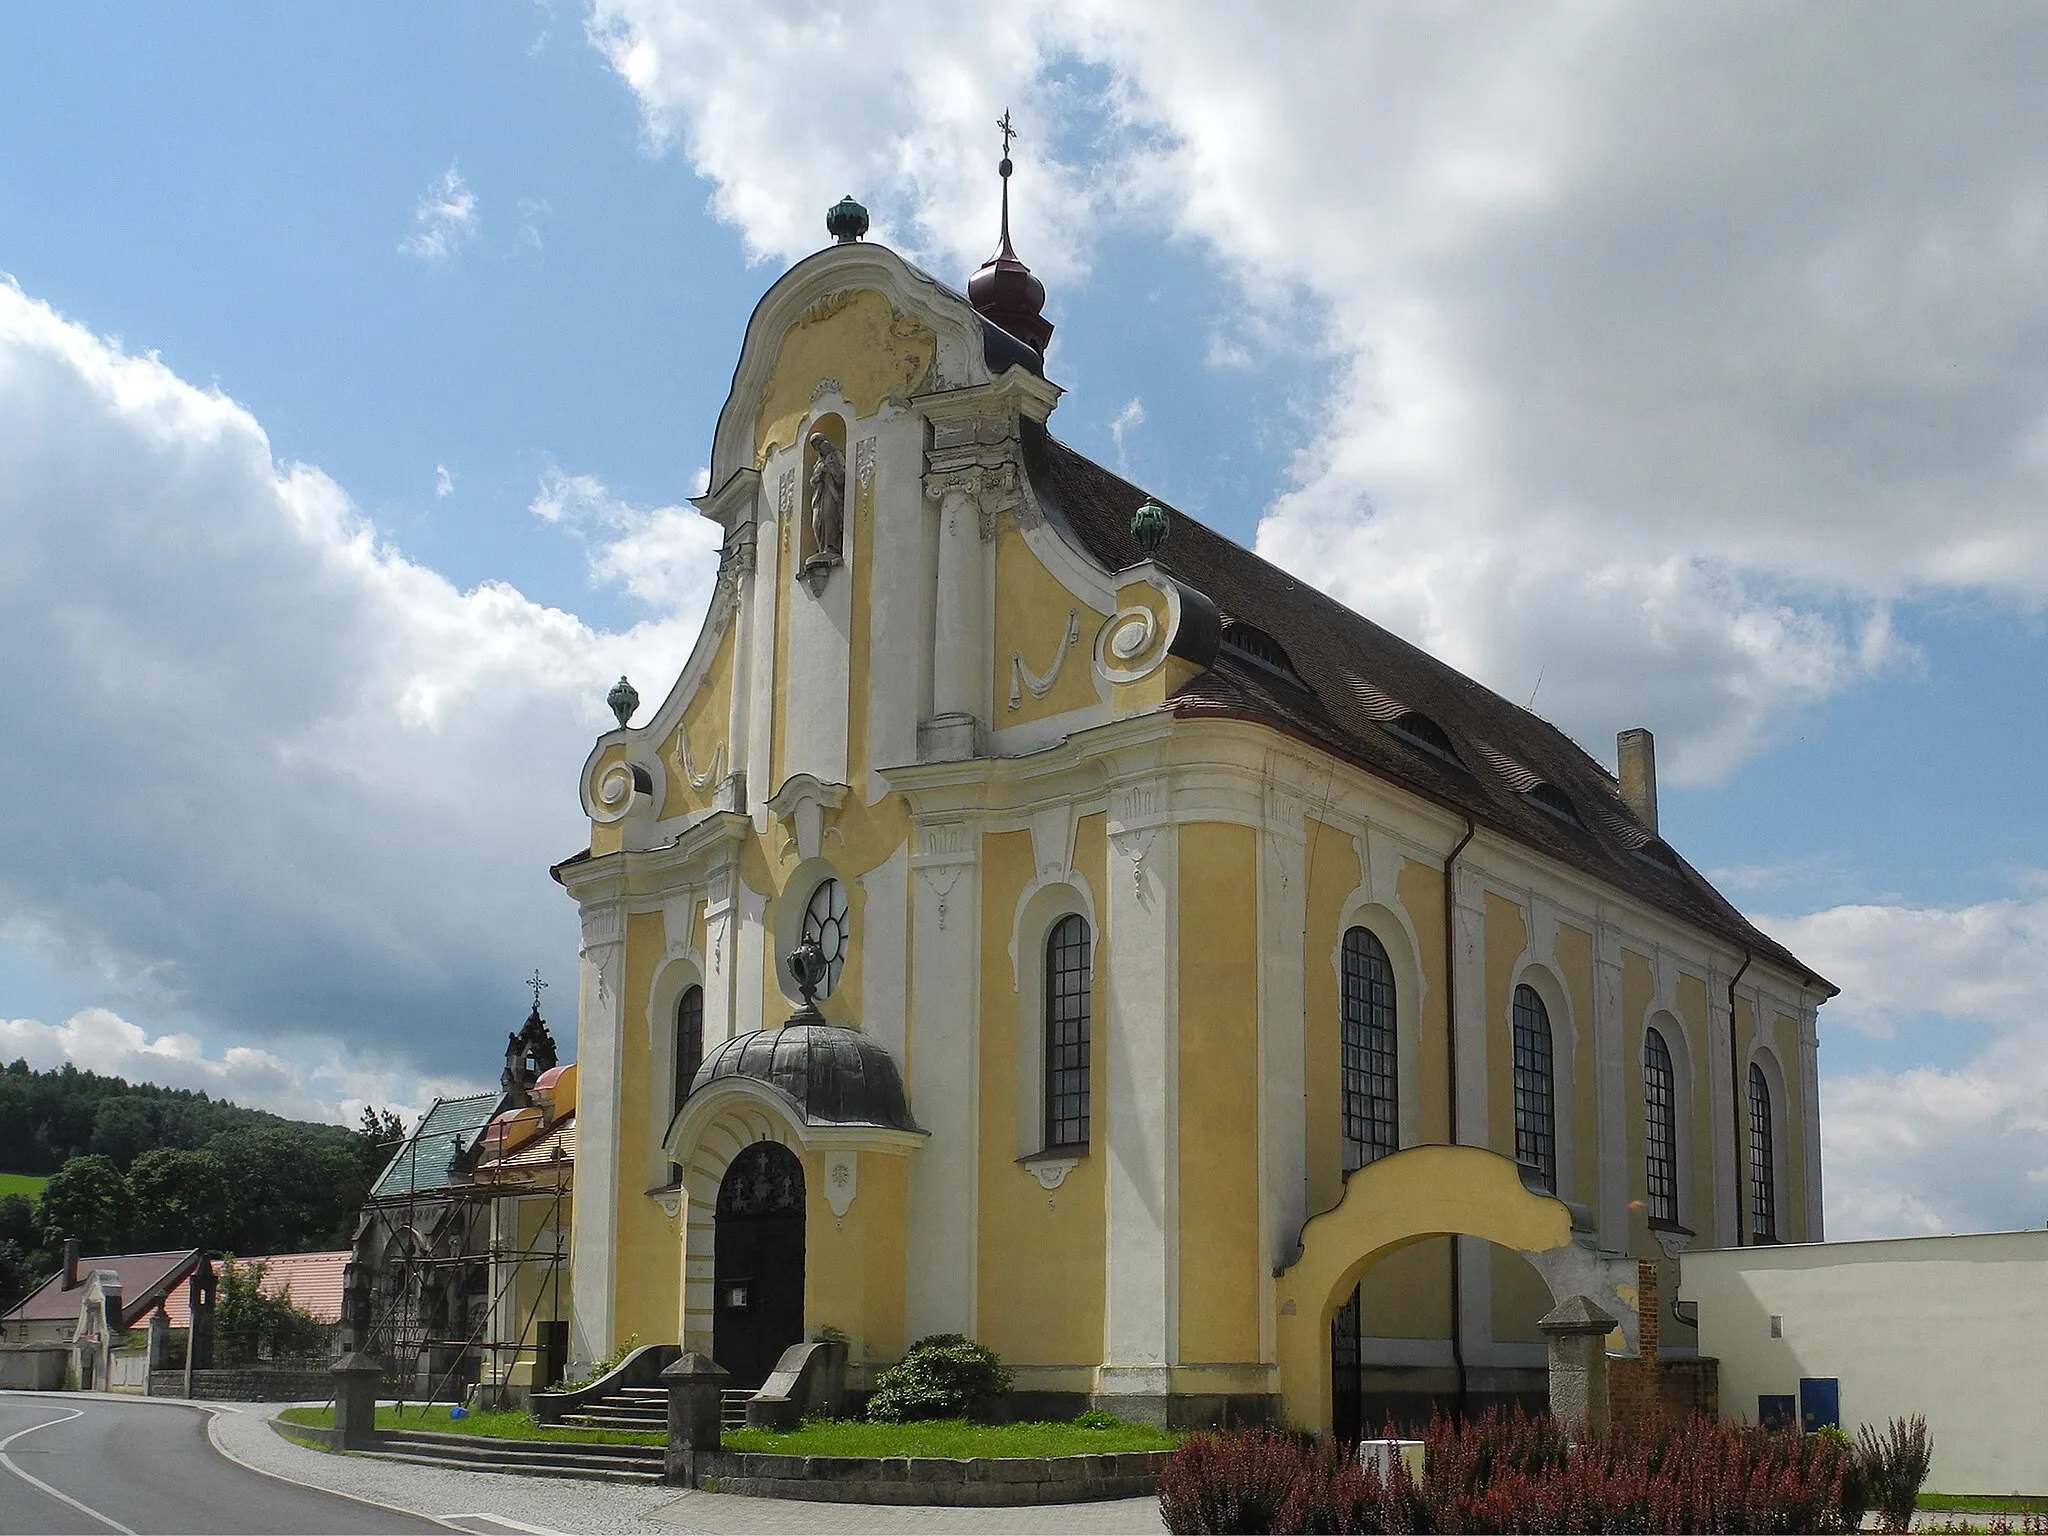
[1356,1240,1453,1338]
[1482,894,1529,1160]
[800,1148,910,1370]
[1178,822,1263,1367]
[975,827,1107,1365]
[992,513,1108,727]
[1488,1244,1553,1345]
[752,290,934,464]
[1394,858,1451,1147]
[1676,975,1713,1238]
[665,624,736,816]
[612,910,684,1345]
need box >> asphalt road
[0,1394,443,1535]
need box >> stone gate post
[1538,1294,1618,1442]
[662,1351,730,1487]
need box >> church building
[553,158,1833,1432]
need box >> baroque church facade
[555,176,1831,1431]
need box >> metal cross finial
[997,110,1016,161]
[526,970,547,1012]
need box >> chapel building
[553,173,1833,1432]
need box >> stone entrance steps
[366,1429,664,1484]
[721,1388,752,1432]
[559,1383,668,1432]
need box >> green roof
[371,1092,502,1198]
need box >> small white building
[1683,1230,2048,1497]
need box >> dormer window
[1219,619,1301,684]
[1634,839,1683,873]
[1525,781,1582,826]
[1388,712,1463,768]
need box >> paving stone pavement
[205,1401,1164,1534]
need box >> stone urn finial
[826,195,869,245]
[1131,499,1169,559]
[607,675,640,730]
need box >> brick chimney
[62,1237,80,1290]
[1618,728,1658,834]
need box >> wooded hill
[0,1059,405,1313]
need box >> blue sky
[3,3,2047,1238]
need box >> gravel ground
[206,1402,1165,1534]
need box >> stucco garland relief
[1024,1154,1079,1195]
[825,1153,857,1220]
[916,865,964,930]
[1008,609,1080,711]
[853,437,877,522]
[675,729,726,794]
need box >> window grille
[1044,914,1092,1149]
[1340,927,1398,1170]
[1749,1063,1777,1241]
[1644,1027,1678,1224]
[1512,984,1556,1192]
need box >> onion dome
[691,1022,921,1133]
[968,146,1053,355]
[826,194,869,245]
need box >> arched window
[1044,914,1091,1149]
[675,985,704,1115]
[1511,984,1556,1193]
[1749,1062,1777,1241]
[1643,1028,1678,1225]
[1339,927,1398,1171]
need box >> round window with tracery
[802,878,848,998]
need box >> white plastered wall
[1685,1233,2048,1495]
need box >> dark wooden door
[712,1142,806,1390]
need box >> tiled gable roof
[1,1249,201,1329]
[1021,418,1829,993]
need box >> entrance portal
[712,1141,806,1390]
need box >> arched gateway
[1274,1145,1640,1436]
[713,1141,806,1389]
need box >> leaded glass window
[1340,927,1398,1171]
[801,878,848,997]
[1749,1063,1777,1241]
[1512,983,1556,1192]
[1044,914,1091,1149]
[675,985,704,1114]
[1644,1027,1678,1224]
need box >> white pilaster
[568,897,624,1368]
[1101,776,1176,1396]
[904,819,980,1338]
[1800,1004,1825,1240]
[860,840,910,1065]
[1704,959,1738,1247]
[1594,927,1630,1251]
[746,462,786,804]
[1257,787,1308,1311]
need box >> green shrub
[1073,1407,1125,1430]
[866,1333,1012,1423]
[1859,1414,1934,1533]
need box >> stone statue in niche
[809,433,846,560]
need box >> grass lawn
[1920,1493,2048,1515]
[277,1404,661,1448]
[721,1418,1183,1458]
[0,1172,49,1199]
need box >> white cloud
[434,463,455,499]
[530,464,724,612]
[589,3,2048,781]
[0,1008,480,1131]
[0,279,721,1079]
[1754,887,2048,1237]
[400,165,479,262]
[1108,397,1144,471]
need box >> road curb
[200,1401,466,1532]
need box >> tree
[89,1096,159,1169]
[37,1154,131,1253]
[215,1258,329,1363]
[128,1148,233,1251]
